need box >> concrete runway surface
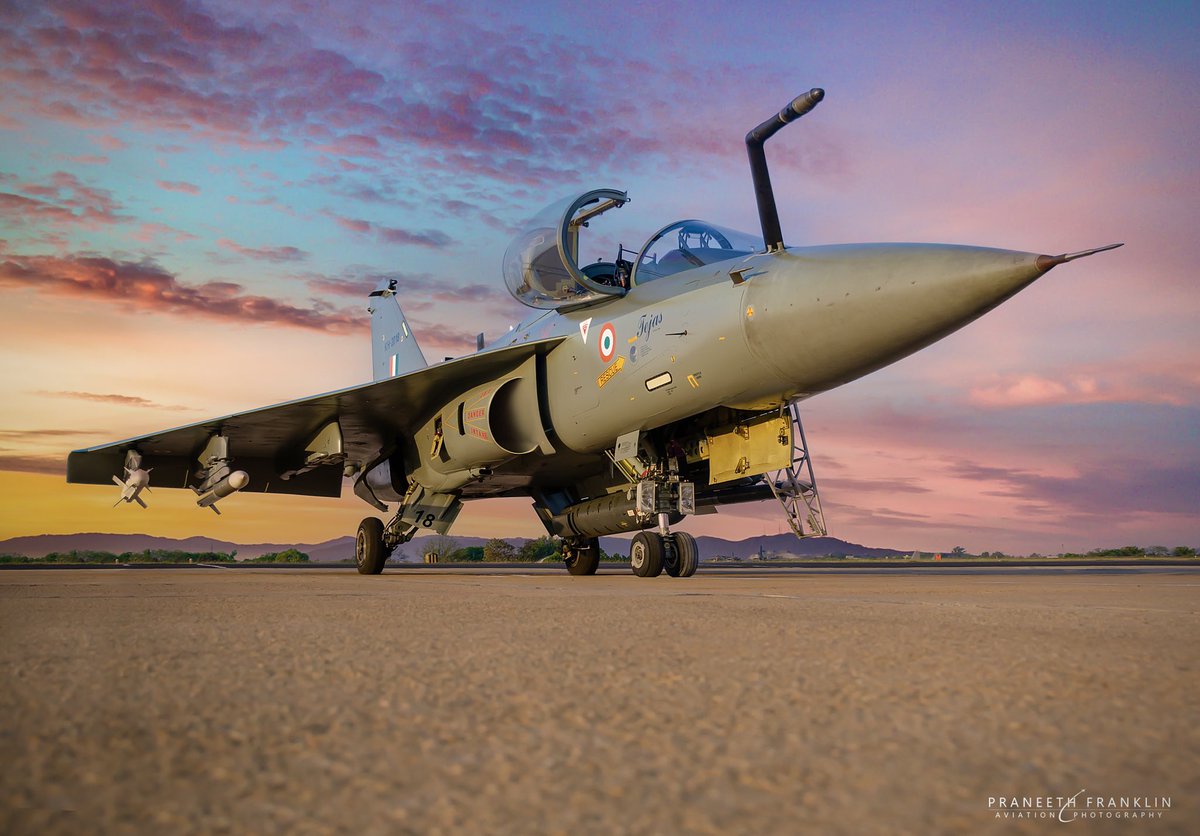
[1,567,1197,834]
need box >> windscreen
[633,221,762,284]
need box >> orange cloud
[33,391,194,411]
[0,454,63,475]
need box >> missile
[196,470,249,514]
[112,467,152,508]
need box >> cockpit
[631,220,761,284]
[503,189,763,310]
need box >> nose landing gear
[630,524,698,578]
[629,530,664,577]
[665,531,698,578]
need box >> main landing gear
[355,517,389,575]
[562,537,600,576]
[629,528,698,578]
[561,528,697,578]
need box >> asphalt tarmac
[2,566,1196,834]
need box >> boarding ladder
[767,402,828,539]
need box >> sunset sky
[1,0,1196,554]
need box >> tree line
[413,535,626,563]
[949,545,1197,559]
[0,548,311,564]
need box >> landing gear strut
[563,537,600,576]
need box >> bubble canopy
[502,189,629,310]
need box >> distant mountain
[693,533,906,559]
[0,531,907,562]
[0,533,333,561]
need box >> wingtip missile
[1036,242,1124,272]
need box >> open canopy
[502,189,764,308]
[502,188,629,310]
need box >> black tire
[565,537,600,576]
[630,531,664,578]
[671,532,699,578]
[662,535,679,576]
[355,517,387,575]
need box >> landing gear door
[400,491,463,535]
[705,412,793,485]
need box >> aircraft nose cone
[741,243,1047,393]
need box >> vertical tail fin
[368,279,427,381]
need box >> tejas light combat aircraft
[68,89,1121,577]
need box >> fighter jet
[67,88,1121,577]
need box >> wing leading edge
[67,337,566,499]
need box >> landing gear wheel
[564,537,600,576]
[662,535,679,576]
[355,517,387,575]
[629,531,664,578]
[668,532,698,578]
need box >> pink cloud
[94,134,129,151]
[0,0,719,191]
[407,317,483,355]
[0,172,127,234]
[969,372,1191,408]
[321,210,452,248]
[59,153,109,165]
[131,222,198,243]
[376,224,453,248]
[216,238,309,263]
[156,179,200,194]
[0,251,357,333]
[315,133,382,157]
[329,215,371,234]
[947,459,1200,518]
[305,271,509,309]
